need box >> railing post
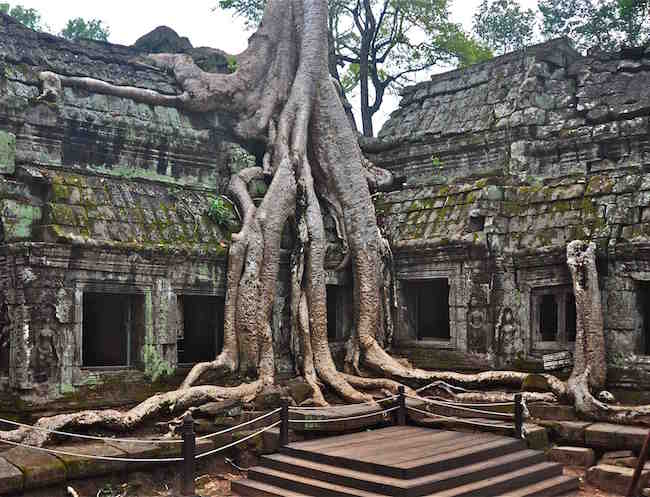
[514,393,523,440]
[280,398,289,447]
[180,413,198,497]
[397,386,407,426]
[626,429,650,497]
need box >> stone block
[547,446,596,467]
[601,450,637,468]
[587,464,650,495]
[586,423,649,451]
[0,131,15,174]
[525,424,549,450]
[54,442,128,479]
[528,403,577,421]
[2,446,65,489]
[0,457,23,494]
[539,421,592,445]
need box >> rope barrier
[288,394,398,410]
[195,421,281,459]
[0,438,184,463]
[406,406,512,430]
[196,408,282,441]
[422,396,515,408]
[406,395,514,420]
[0,418,182,444]
[288,406,398,424]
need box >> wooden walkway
[232,426,579,496]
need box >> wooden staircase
[232,426,579,497]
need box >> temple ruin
[1,11,650,417]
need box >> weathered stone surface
[286,378,314,405]
[0,130,15,174]
[538,421,592,445]
[54,442,128,479]
[133,26,192,53]
[525,424,550,450]
[586,423,649,450]
[547,446,596,467]
[1,446,65,489]
[529,403,577,421]
[0,457,23,494]
[601,450,638,468]
[587,464,650,495]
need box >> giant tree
[1,0,650,447]
[218,0,490,136]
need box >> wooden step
[231,478,313,497]
[426,462,564,497]
[498,475,580,497]
[260,449,546,496]
[248,465,385,497]
[282,434,527,478]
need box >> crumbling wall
[369,39,650,389]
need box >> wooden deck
[233,426,580,496]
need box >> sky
[9,0,540,131]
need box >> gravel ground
[23,459,630,497]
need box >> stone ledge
[0,458,23,495]
[587,464,650,495]
[1,446,66,490]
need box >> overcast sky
[12,0,540,130]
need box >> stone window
[531,286,576,350]
[82,293,145,367]
[637,282,650,355]
[177,295,224,364]
[326,285,352,343]
[407,279,451,340]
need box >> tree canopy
[474,0,650,54]
[0,3,110,42]
[60,17,110,41]
[0,3,44,31]
[539,0,650,51]
[218,0,491,136]
[473,0,536,55]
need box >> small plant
[431,156,443,168]
[207,196,232,227]
[142,341,173,382]
[227,55,239,73]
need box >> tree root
[0,381,267,447]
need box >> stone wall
[0,13,267,410]
[368,39,650,391]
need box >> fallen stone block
[525,424,549,450]
[538,420,592,445]
[547,446,595,467]
[601,449,637,468]
[54,442,128,479]
[2,446,65,489]
[586,423,648,450]
[0,457,23,494]
[587,464,650,495]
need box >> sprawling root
[3,381,266,446]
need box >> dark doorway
[539,294,558,342]
[409,279,450,340]
[565,293,577,343]
[83,293,144,367]
[638,282,650,355]
[178,296,224,364]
